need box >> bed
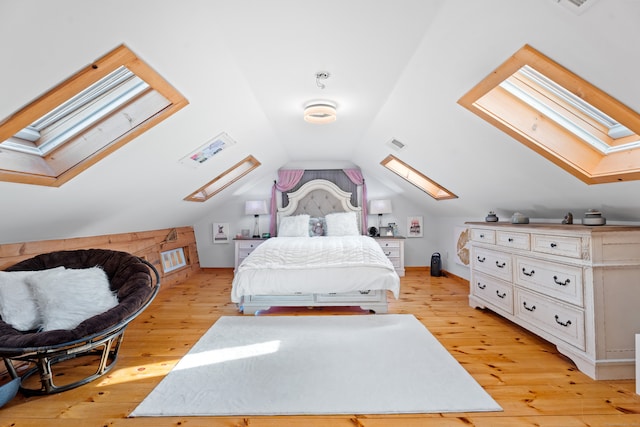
[231,179,400,315]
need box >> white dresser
[234,238,267,271]
[467,222,640,380]
[375,237,405,277]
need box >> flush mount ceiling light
[304,100,337,124]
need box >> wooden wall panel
[0,226,200,291]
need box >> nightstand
[374,236,405,277]
[234,238,267,271]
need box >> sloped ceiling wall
[1,0,640,247]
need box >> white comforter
[231,236,400,302]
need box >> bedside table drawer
[237,240,264,250]
[377,240,401,249]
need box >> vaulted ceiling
[2,0,640,244]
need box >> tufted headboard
[277,179,362,233]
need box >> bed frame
[239,179,389,315]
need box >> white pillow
[0,267,65,331]
[278,214,311,237]
[26,267,119,331]
[325,212,360,236]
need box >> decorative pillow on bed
[0,267,65,331]
[309,217,326,236]
[25,266,119,331]
[325,212,360,236]
[278,214,311,237]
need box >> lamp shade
[245,200,268,216]
[369,199,392,215]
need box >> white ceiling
[2,0,640,244]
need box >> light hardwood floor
[1,267,639,426]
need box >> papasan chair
[0,249,160,395]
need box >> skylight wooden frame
[458,44,640,184]
[381,154,457,200]
[0,44,189,187]
[184,155,261,202]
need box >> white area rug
[130,314,501,416]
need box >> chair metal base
[3,326,127,396]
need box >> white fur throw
[0,267,65,331]
[26,267,119,331]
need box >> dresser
[234,238,267,271]
[375,237,405,277]
[466,222,640,380]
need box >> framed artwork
[407,216,423,237]
[379,226,394,237]
[454,225,470,267]
[213,222,230,244]
[160,247,187,273]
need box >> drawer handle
[477,256,486,263]
[523,302,536,312]
[522,268,535,277]
[495,261,506,268]
[480,233,485,238]
[477,282,486,290]
[496,290,507,299]
[359,290,371,295]
[385,251,392,256]
[508,238,514,242]
[550,242,557,248]
[554,315,572,327]
[553,276,570,286]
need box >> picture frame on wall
[407,216,423,237]
[213,222,230,244]
[160,247,187,273]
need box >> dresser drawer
[471,271,513,314]
[531,234,582,259]
[471,228,496,244]
[515,256,583,307]
[496,231,530,250]
[515,289,585,350]
[472,247,513,282]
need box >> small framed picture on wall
[407,216,423,237]
[213,222,230,244]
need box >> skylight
[184,155,261,202]
[2,67,154,157]
[458,44,640,184]
[500,65,639,155]
[0,44,188,187]
[381,155,457,200]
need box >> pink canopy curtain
[269,169,304,236]
[343,168,368,234]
